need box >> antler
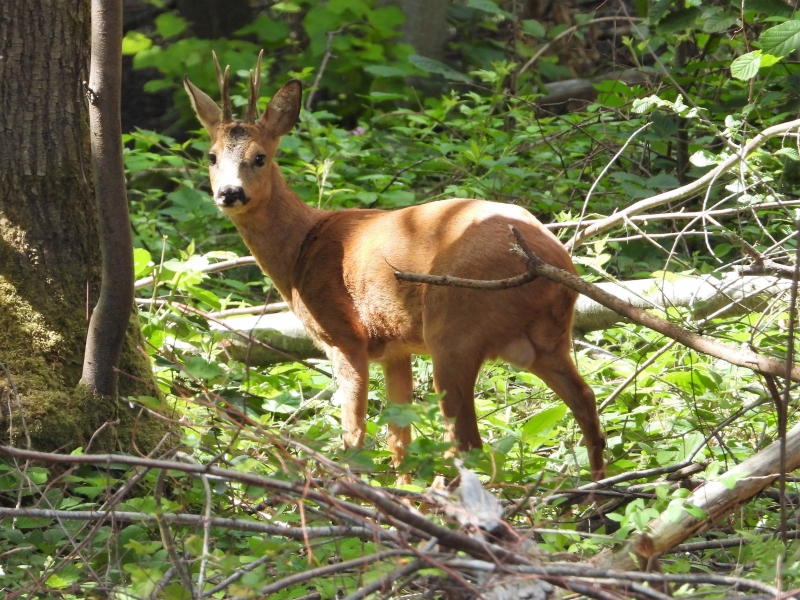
[212,51,233,124]
[245,49,264,122]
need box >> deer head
[183,51,302,213]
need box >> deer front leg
[329,346,370,448]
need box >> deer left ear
[259,79,302,138]
[184,76,222,136]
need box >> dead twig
[305,23,364,112]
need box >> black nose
[217,186,248,206]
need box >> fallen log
[593,418,800,570]
[209,274,788,366]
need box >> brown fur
[184,73,606,481]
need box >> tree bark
[0,0,167,451]
[81,0,135,396]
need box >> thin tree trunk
[0,0,167,451]
[81,0,135,396]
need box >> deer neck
[229,163,322,302]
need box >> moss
[113,314,174,453]
[0,278,171,454]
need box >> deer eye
[254,154,266,167]
[208,153,217,166]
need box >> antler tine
[212,51,233,123]
[245,49,264,122]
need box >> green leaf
[650,0,673,20]
[154,12,187,39]
[683,503,707,519]
[133,247,152,278]
[381,189,416,206]
[183,356,224,380]
[748,0,794,18]
[520,404,567,441]
[237,14,291,42]
[521,19,545,38]
[720,471,748,489]
[760,20,800,57]
[662,499,687,524]
[493,435,517,454]
[364,65,407,78]
[690,149,719,167]
[775,147,800,160]
[262,393,301,414]
[702,8,739,33]
[656,8,701,34]
[632,96,658,114]
[272,1,302,12]
[188,286,221,310]
[408,54,470,82]
[466,0,512,18]
[379,404,421,427]
[121,32,152,56]
[368,6,406,32]
[731,51,763,80]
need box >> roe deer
[184,53,605,481]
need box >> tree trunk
[0,0,167,452]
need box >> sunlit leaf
[760,20,800,57]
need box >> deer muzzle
[217,185,250,207]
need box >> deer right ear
[259,79,302,138]
[184,76,222,135]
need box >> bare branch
[395,227,800,382]
[545,200,800,230]
[134,255,256,290]
[565,118,800,250]
[0,507,377,541]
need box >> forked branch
[393,226,800,382]
[566,117,800,251]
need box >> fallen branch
[198,272,789,365]
[445,558,778,595]
[1,443,782,599]
[593,417,800,570]
[0,507,377,542]
[134,255,257,290]
[394,228,800,382]
[546,200,800,230]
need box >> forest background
[2,0,800,597]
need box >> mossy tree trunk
[0,0,168,452]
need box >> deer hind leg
[526,345,605,481]
[381,356,414,485]
[329,345,369,449]
[429,351,484,453]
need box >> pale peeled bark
[212,274,788,366]
[593,418,800,569]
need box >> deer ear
[184,76,222,135]
[259,79,301,138]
